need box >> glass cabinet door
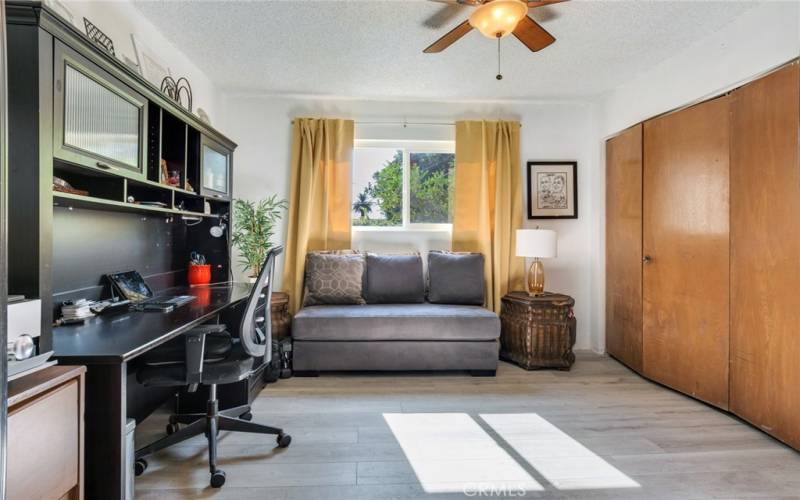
[63,64,141,169]
[53,41,147,178]
[201,139,230,198]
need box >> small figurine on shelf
[185,180,195,193]
[168,170,181,187]
[159,159,169,185]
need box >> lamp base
[526,259,545,296]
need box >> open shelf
[58,160,211,199]
[187,127,201,194]
[53,192,220,218]
[136,177,203,198]
[161,110,187,188]
[54,161,125,202]
[126,178,172,207]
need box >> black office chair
[134,246,291,488]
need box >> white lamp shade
[516,229,558,258]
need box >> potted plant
[231,195,288,281]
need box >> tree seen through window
[352,149,454,227]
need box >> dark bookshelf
[6,0,236,350]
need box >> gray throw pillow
[364,253,425,304]
[303,252,366,306]
[427,251,485,305]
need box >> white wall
[600,1,799,137]
[219,95,599,350]
[60,0,221,119]
[591,1,800,354]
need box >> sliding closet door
[605,124,643,372]
[730,63,800,449]
[642,97,730,409]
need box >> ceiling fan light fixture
[469,0,528,39]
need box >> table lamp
[516,228,558,296]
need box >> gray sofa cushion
[293,303,500,342]
[427,251,485,305]
[303,252,366,306]
[364,253,425,304]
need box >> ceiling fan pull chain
[496,35,503,80]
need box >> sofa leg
[470,370,497,377]
[293,370,320,377]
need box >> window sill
[352,225,452,233]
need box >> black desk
[53,281,252,500]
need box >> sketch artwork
[527,161,577,219]
[537,172,568,209]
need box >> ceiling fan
[423,0,568,54]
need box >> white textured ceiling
[131,0,758,100]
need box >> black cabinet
[6,0,238,346]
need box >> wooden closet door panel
[642,96,730,409]
[730,63,800,449]
[606,124,643,372]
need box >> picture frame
[131,34,171,86]
[526,161,578,219]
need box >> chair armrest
[184,333,206,390]
[189,324,227,336]
[184,323,229,390]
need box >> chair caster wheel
[210,470,226,488]
[239,411,253,421]
[134,458,148,476]
[277,432,292,448]
[166,423,179,435]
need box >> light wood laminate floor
[135,353,800,499]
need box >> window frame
[352,139,455,232]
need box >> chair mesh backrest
[238,246,283,358]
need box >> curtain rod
[291,120,520,127]
[355,121,521,128]
[356,121,453,127]
[290,120,454,126]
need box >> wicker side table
[500,291,576,370]
[271,292,291,341]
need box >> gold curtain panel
[282,118,355,313]
[453,120,525,312]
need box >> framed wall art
[527,161,578,219]
[131,34,171,86]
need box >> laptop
[106,270,195,312]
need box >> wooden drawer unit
[7,366,86,500]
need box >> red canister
[188,264,212,285]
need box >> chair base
[134,384,290,488]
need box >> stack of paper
[61,299,97,321]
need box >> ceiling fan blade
[513,15,556,52]
[527,0,568,8]
[423,20,473,53]
[429,0,482,5]
[530,7,560,23]
[423,5,467,29]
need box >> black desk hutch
[5,2,249,498]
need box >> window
[352,141,455,229]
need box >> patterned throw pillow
[303,252,366,306]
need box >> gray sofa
[292,251,500,375]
